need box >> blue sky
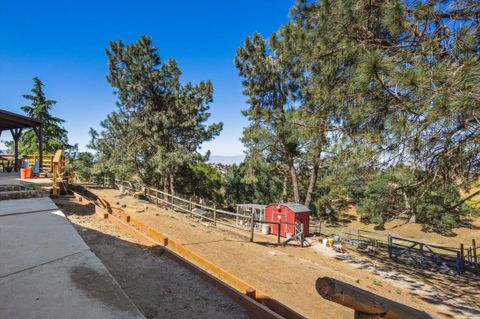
[0,0,293,156]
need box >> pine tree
[90,35,223,193]
[18,77,69,153]
[235,33,303,203]
[236,0,479,230]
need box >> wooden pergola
[0,109,43,171]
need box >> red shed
[265,203,310,237]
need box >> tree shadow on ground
[334,244,480,319]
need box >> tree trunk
[169,172,175,196]
[305,146,321,207]
[287,154,300,203]
[163,173,169,200]
[282,172,288,203]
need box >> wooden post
[473,239,478,273]
[236,206,239,226]
[301,223,304,248]
[387,235,392,258]
[245,287,256,299]
[10,128,22,172]
[277,223,281,244]
[213,205,217,226]
[249,215,255,242]
[460,243,465,273]
[37,125,43,171]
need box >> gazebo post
[10,128,22,172]
[35,124,44,172]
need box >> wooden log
[315,277,432,319]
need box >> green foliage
[414,182,475,234]
[234,0,480,232]
[175,162,225,204]
[66,146,95,182]
[225,156,282,206]
[12,77,69,154]
[357,168,412,228]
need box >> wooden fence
[313,221,479,275]
[0,153,54,172]
[88,175,305,246]
[388,235,463,273]
[89,175,478,274]
[460,240,480,274]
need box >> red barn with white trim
[265,203,310,237]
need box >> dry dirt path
[54,197,246,319]
[81,186,480,319]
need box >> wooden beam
[33,125,44,170]
[316,277,432,319]
[10,128,22,171]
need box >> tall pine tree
[18,77,69,154]
[90,35,223,194]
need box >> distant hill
[208,155,245,165]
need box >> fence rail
[0,153,55,171]
[311,220,479,275]
[89,175,479,274]
[88,175,305,246]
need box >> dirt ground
[75,186,480,318]
[53,197,247,319]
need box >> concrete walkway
[0,197,145,319]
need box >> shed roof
[0,109,42,131]
[268,203,311,213]
[236,204,267,210]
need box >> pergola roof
[0,109,42,131]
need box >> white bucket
[261,224,270,235]
[322,238,328,246]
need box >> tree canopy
[234,0,480,232]
[89,35,223,194]
[15,77,69,154]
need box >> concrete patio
[0,196,145,319]
[0,171,52,186]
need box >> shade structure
[0,109,43,171]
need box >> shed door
[275,208,288,236]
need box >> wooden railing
[0,153,54,172]
[51,150,66,196]
[89,176,305,246]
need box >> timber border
[71,184,306,319]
